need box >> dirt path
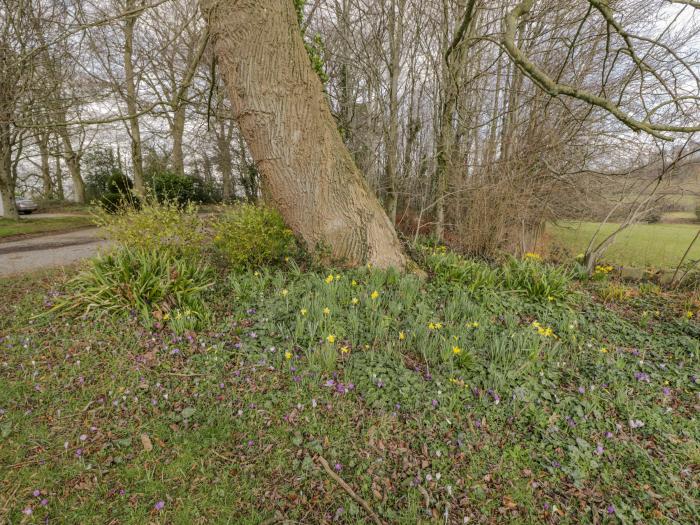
[0,229,112,278]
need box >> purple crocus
[607,504,615,514]
[154,500,165,511]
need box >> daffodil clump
[532,321,556,338]
[594,264,614,276]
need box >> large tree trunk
[202,0,407,268]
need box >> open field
[1,257,698,524]
[550,221,700,269]
[0,216,94,239]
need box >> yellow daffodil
[351,298,359,305]
[686,311,694,319]
[370,290,379,300]
[471,321,479,328]
[300,308,308,316]
[323,307,331,315]
[281,289,288,297]
[428,322,435,330]
[340,346,350,354]
[325,274,334,284]
[335,274,341,280]
[284,351,292,360]
[398,331,405,340]
[524,252,541,261]
[452,346,462,355]
[435,322,443,330]
[326,334,336,344]
[351,280,358,286]
[600,347,608,353]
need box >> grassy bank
[549,221,700,269]
[1,258,698,523]
[0,216,93,239]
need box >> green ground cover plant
[1,248,698,523]
[1,208,698,523]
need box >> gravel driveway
[0,228,112,278]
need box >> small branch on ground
[316,455,384,525]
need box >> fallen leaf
[140,433,153,452]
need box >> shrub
[501,257,572,301]
[56,248,214,332]
[98,173,138,212]
[213,204,297,270]
[148,170,196,205]
[93,198,205,258]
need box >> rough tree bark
[202,0,408,268]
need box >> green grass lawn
[0,216,93,239]
[550,221,700,269]
[1,258,698,523]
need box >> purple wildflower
[431,399,438,408]
[578,386,585,394]
[75,448,83,457]
[334,462,342,472]
[154,500,165,511]
[40,499,48,506]
[605,431,613,439]
[23,507,32,516]
[663,387,671,396]
[594,444,604,456]
[607,504,615,514]
[247,440,254,447]
[551,460,561,468]
[634,371,650,382]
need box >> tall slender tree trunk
[171,106,187,177]
[39,131,53,198]
[202,0,407,268]
[217,120,235,202]
[124,0,145,195]
[54,152,64,200]
[384,0,403,224]
[0,124,18,219]
[57,126,85,204]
